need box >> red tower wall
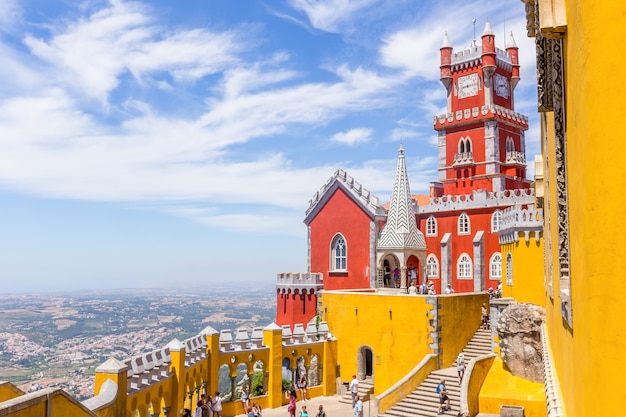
[309,188,373,290]
[276,290,317,327]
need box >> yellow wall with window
[501,233,544,307]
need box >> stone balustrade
[498,205,543,244]
[418,188,535,214]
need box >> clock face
[495,74,509,98]
[458,74,479,99]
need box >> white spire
[441,31,452,48]
[377,146,426,250]
[506,31,518,48]
[482,19,494,36]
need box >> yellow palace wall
[534,0,626,415]
[501,233,544,307]
[319,290,487,394]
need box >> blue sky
[0,0,538,293]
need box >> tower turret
[440,32,453,93]
[481,19,496,106]
[507,31,520,91]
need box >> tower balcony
[453,151,475,166]
[505,151,526,165]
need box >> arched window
[506,136,515,152]
[426,255,439,279]
[426,216,438,237]
[490,253,502,279]
[458,212,470,235]
[459,139,465,153]
[457,253,472,279]
[465,138,472,153]
[506,253,513,286]
[491,210,502,232]
[330,234,347,271]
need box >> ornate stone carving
[497,302,546,383]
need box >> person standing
[211,392,222,417]
[393,267,399,288]
[287,389,297,417]
[482,303,489,329]
[445,283,454,294]
[349,374,359,408]
[456,353,465,384]
[298,405,308,417]
[298,374,308,402]
[315,405,325,417]
[436,379,451,415]
[241,385,250,415]
[194,401,204,417]
[353,395,363,417]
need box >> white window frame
[330,234,347,272]
[458,212,470,235]
[426,216,438,237]
[457,253,472,280]
[491,210,502,232]
[490,252,503,279]
[426,255,439,279]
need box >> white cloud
[0,0,19,33]
[23,1,245,106]
[389,128,418,141]
[331,128,373,146]
[288,0,377,33]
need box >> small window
[457,253,472,279]
[458,212,470,235]
[491,210,502,232]
[330,234,347,271]
[426,216,438,237]
[506,137,515,152]
[506,253,513,286]
[426,255,439,279]
[490,253,502,279]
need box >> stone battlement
[433,104,528,128]
[499,205,543,244]
[418,188,534,214]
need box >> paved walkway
[258,395,369,417]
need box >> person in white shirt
[349,375,359,408]
[444,284,454,294]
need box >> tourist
[298,405,308,417]
[384,265,391,287]
[315,404,325,417]
[298,374,308,402]
[393,267,399,288]
[201,394,211,417]
[445,283,455,294]
[246,407,255,417]
[181,409,192,417]
[410,267,417,282]
[456,352,465,384]
[349,374,359,408]
[419,281,428,294]
[482,303,489,329]
[287,389,297,417]
[252,402,262,417]
[408,280,418,294]
[211,392,222,417]
[428,281,436,295]
[354,395,363,417]
[194,400,204,417]
[241,385,250,415]
[436,379,451,415]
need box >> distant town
[0,287,277,400]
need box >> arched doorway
[357,346,374,379]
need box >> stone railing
[453,151,475,166]
[276,272,324,293]
[418,188,535,214]
[124,346,173,393]
[505,151,526,165]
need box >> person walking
[436,379,451,415]
[315,404,325,417]
[211,392,222,417]
[349,374,359,408]
[287,389,297,417]
[456,353,465,384]
[353,396,363,417]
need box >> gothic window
[459,139,465,153]
[465,138,472,153]
[506,253,513,286]
[426,255,439,279]
[506,136,515,152]
[330,234,347,271]
[490,253,502,279]
[491,210,502,232]
[458,212,470,235]
[426,216,438,237]
[457,253,472,279]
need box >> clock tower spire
[432,20,531,196]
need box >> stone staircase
[339,376,374,405]
[380,327,493,417]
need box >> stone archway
[357,345,374,379]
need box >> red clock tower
[433,21,531,197]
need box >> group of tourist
[180,391,223,417]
